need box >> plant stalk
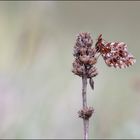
[82,74,89,140]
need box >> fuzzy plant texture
[72,32,136,139]
[72,33,136,90]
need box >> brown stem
[82,75,89,140]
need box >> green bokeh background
[0,1,139,139]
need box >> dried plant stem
[72,32,135,140]
[82,74,89,140]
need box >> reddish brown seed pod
[79,48,87,55]
[88,57,97,65]
[79,55,90,64]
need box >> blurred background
[0,1,139,139]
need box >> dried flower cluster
[78,107,94,120]
[72,33,98,89]
[72,33,98,77]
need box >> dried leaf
[89,78,94,90]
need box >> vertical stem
[82,75,89,140]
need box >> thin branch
[82,74,89,140]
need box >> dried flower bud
[87,66,98,78]
[79,55,90,64]
[79,48,87,55]
[78,107,94,120]
[88,57,97,65]
[76,32,93,48]
[72,60,85,76]
[88,48,96,57]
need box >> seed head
[72,32,98,79]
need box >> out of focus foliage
[0,1,139,139]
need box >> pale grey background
[0,1,139,139]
